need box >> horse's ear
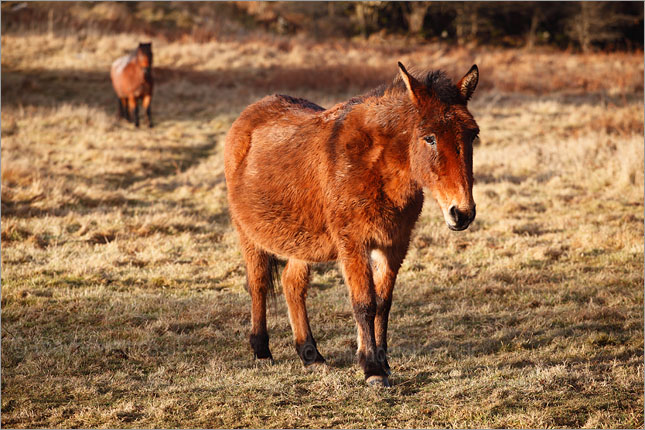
[457,65,479,102]
[398,62,423,105]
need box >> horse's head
[398,62,479,231]
[137,42,153,70]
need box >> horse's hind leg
[282,259,325,368]
[142,94,153,128]
[239,233,275,361]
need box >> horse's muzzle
[447,204,476,231]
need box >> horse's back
[224,94,324,175]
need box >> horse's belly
[241,213,338,262]
[230,184,337,262]
[256,226,338,262]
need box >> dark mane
[389,69,464,105]
[134,43,152,60]
[336,69,463,110]
[125,48,138,62]
[423,70,463,104]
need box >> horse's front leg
[128,95,139,127]
[371,247,406,377]
[142,94,153,128]
[120,98,130,121]
[116,97,125,119]
[340,245,390,386]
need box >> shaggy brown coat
[224,62,479,386]
[110,42,153,128]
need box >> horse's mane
[114,47,139,66]
[349,69,463,107]
[129,44,152,60]
[321,69,463,131]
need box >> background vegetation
[2,1,643,50]
[1,1,643,428]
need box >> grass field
[2,27,644,429]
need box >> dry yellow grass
[1,28,643,429]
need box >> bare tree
[453,2,482,45]
[525,5,541,49]
[354,1,382,38]
[566,2,626,52]
[403,2,431,36]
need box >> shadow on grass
[387,304,642,367]
[1,195,151,219]
[3,65,640,122]
[0,64,391,122]
[96,141,220,189]
[2,137,221,219]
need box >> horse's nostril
[449,205,459,222]
[448,205,474,229]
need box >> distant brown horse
[110,42,153,128]
[224,62,479,387]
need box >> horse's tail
[266,255,280,301]
[243,254,280,301]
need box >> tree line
[2,1,643,51]
[241,2,643,51]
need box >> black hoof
[296,337,325,366]
[383,363,392,376]
[250,333,273,360]
[359,350,389,380]
[376,347,391,376]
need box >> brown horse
[110,42,153,128]
[224,62,479,387]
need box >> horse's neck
[367,95,415,137]
[349,96,419,207]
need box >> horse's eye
[456,146,460,155]
[424,135,437,146]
